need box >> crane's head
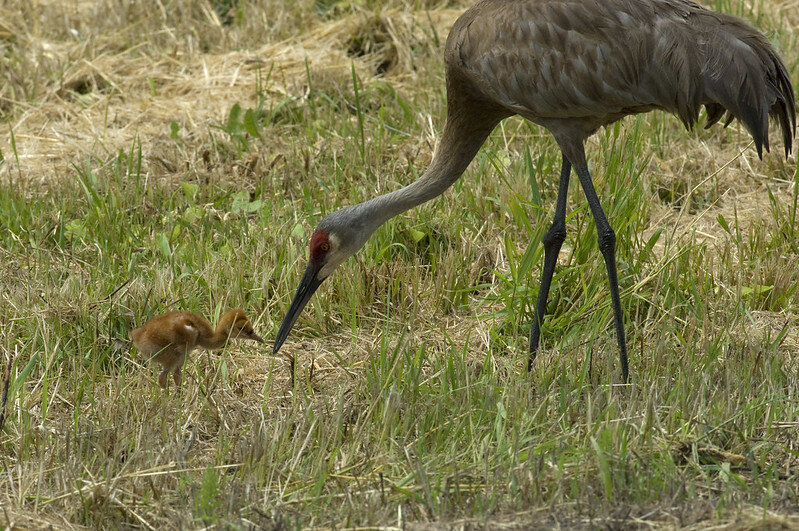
[273,206,374,354]
[219,309,264,343]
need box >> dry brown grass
[0,0,460,189]
[1,0,798,528]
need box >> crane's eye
[320,242,330,252]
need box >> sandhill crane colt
[273,0,796,382]
[132,309,263,389]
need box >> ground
[0,0,798,528]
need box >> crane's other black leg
[572,154,629,383]
[528,154,571,371]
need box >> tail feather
[774,58,796,155]
[723,111,736,128]
[704,102,725,129]
[700,19,795,159]
[703,104,737,131]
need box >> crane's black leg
[528,154,571,371]
[572,155,629,383]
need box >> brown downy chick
[131,309,263,389]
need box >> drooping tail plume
[701,17,795,158]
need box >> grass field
[1,0,798,528]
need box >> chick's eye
[320,242,330,252]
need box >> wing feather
[447,0,795,152]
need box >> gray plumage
[273,0,796,382]
[451,0,794,157]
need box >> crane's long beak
[273,261,325,354]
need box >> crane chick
[131,309,263,389]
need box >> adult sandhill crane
[273,0,796,382]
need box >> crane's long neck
[198,320,233,350]
[199,331,229,350]
[360,110,500,228]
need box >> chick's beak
[249,331,264,343]
[273,261,325,354]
